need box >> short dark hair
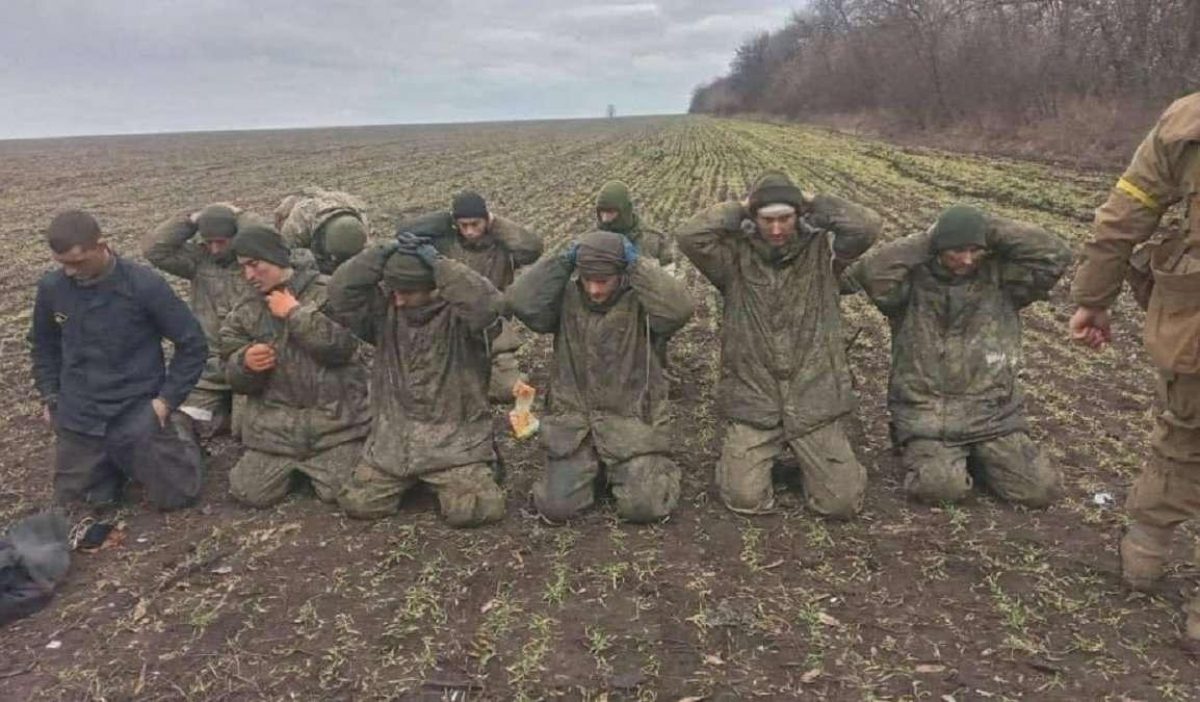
[47,210,102,254]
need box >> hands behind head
[620,235,638,266]
[562,242,580,268]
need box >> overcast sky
[0,0,797,139]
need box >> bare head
[47,210,111,280]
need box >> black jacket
[30,255,207,436]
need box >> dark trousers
[54,400,203,511]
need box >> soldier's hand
[1069,307,1111,349]
[395,231,422,250]
[151,397,170,428]
[414,242,441,267]
[620,235,639,266]
[41,404,54,427]
[267,289,300,319]
[562,242,580,269]
[244,343,277,372]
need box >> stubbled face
[455,217,488,242]
[238,257,289,293]
[54,243,111,280]
[392,289,435,308]
[938,246,987,277]
[755,211,798,247]
[581,274,621,304]
[597,208,620,224]
[205,238,233,258]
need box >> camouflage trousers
[533,434,681,524]
[338,460,505,528]
[488,319,525,404]
[716,420,865,519]
[1127,372,1200,529]
[902,432,1060,507]
[229,440,362,508]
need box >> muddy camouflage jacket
[403,211,543,291]
[1072,92,1200,308]
[276,188,371,275]
[850,219,1072,446]
[326,245,500,477]
[676,196,881,438]
[507,256,694,459]
[610,217,674,268]
[219,268,370,457]
[143,214,251,392]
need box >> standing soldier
[850,205,1072,507]
[220,222,370,508]
[1068,92,1200,646]
[507,230,694,523]
[676,171,881,518]
[398,191,543,403]
[274,187,370,275]
[31,210,207,511]
[143,204,249,438]
[326,235,506,527]
[594,180,674,269]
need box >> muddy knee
[442,483,506,528]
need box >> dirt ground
[0,116,1195,701]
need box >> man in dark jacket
[849,205,1072,507]
[326,235,505,527]
[397,192,543,402]
[30,210,207,510]
[676,171,881,518]
[507,230,693,523]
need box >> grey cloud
[0,0,796,138]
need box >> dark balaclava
[931,205,989,253]
[232,221,291,267]
[595,180,636,234]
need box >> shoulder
[36,268,68,293]
[1157,92,1200,144]
[118,257,174,295]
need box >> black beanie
[232,222,291,267]
[451,191,489,220]
[196,204,238,241]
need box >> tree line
[690,0,1199,129]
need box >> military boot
[1120,522,1173,591]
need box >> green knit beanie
[747,171,804,215]
[232,222,291,267]
[383,252,435,291]
[931,205,989,252]
[596,180,635,233]
[196,204,238,241]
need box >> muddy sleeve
[327,244,391,346]
[434,257,502,333]
[280,204,314,250]
[142,272,207,409]
[285,299,361,368]
[29,279,61,404]
[220,300,270,396]
[848,230,932,317]
[988,217,1074,308]
[629,258,694,338]
[1071,121,1193,309]
[141,213,201,280]
[491,216,544,267]
[506,255,571,333]
[675,201,742,292]
[807,193,882,262]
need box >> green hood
[596,180,637,234]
